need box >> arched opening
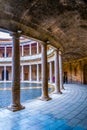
[84,64,87,84]
[2,70,4,80]
[63,72,68,83]
[2,70,9,80]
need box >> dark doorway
[63,72,68,83]
[2,70,9,80]
[84,64,87,84]
[2,70,4,80]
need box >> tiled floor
[0,84,87,130]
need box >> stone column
[50,62,52,83]
[30,44,32,55]
[4,46,7,58]
[22,45,24,56]
[4,66,6,81]
[37,64,39,81]
[21,65,24,81]
[40,44,51,101]
[37,42,39,54]
[54,50,62,94]
[59,50,64,89]
[8,32,25,111]
[29,65,32,81]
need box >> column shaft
[21,65,24,81]
[50,62,52,83]
[22,45,24,56]
[40,44,51,101]
[30,44,32,55]
[37,42,39,54]
[54,50,62,94]
[59,50,64,89]
[29,65,32,81]
[8,32,25,111]
[4,66,6,81]
[37,64,39,81]
[4,46,7,58]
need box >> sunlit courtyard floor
[0,83,87,130]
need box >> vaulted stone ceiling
[0,0,87,61]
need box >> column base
[39,96,52,101]
[53,90,62,94]
[7,104,25,112]
[62,86,65,90]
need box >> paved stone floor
[0,84,87,130]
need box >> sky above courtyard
[0,31,11,39]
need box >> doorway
[2,70,9,80]
[63,72,68,83]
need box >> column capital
[41,42,47,47]
[54,48,59,52]
[59,49,63,55]
[41,44,46,47]
[54,49,59,56]
[10,31,22,38]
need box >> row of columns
[1,60,62,83]
[21,64,40,81]
[1,64,40,81]
[3,42,39,58]
[7,32,64,112]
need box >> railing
[0,49,54,63]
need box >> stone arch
[0,19,63,50]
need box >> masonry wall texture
[63,58,87,84]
